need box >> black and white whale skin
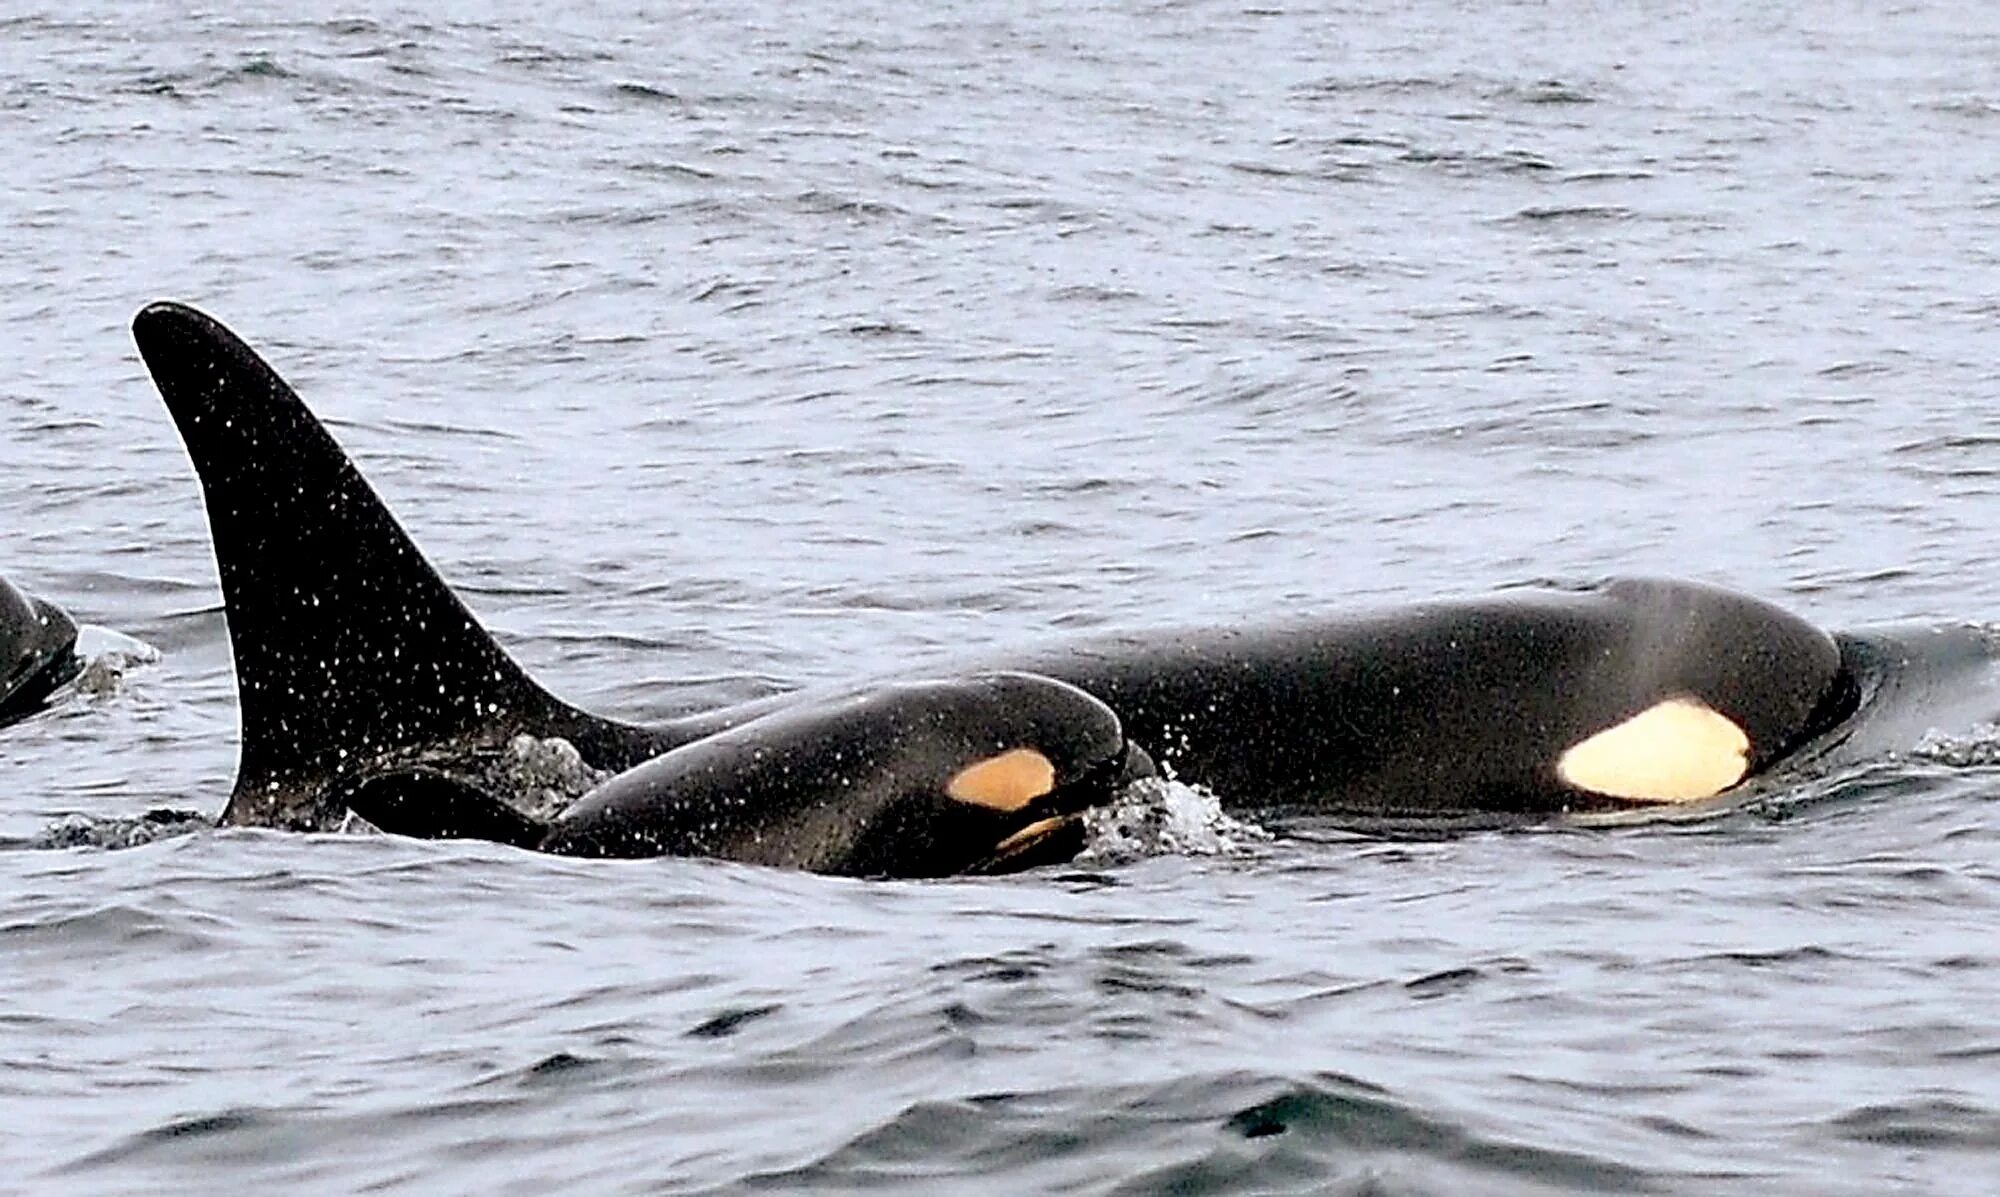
[0,576,81,728]
[130,301,2000,844]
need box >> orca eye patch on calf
[946,747,1057,811]
[1556,696,1750,803]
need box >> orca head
[542,671,1154,876]
[768,669,1156,876]
[0,577,80,725]
[933,671,1156,872]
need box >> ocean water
[4,2,2000,1192]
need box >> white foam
[32,808,207,850]
[1075,776,1272,865]
[500,733,610,820]
[64,624,162,701]
[1910,722,2000,768]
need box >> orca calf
[0,577,81,728]
[343,672,1149,877]
[131,301,2000,846]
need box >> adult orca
[0,576,81,728]
[130,301,2000,839]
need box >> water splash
[1077,777,1272,865]
[30,807,209,850]
[499,733,609,820]
[61,624,160,705]
[1910,723,2000,768]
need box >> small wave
[611,80,684,105]
[1660,945,1852,971]
[1497,79,1597,105]
[1294,72,1481,99]
[742,1070,1663,1193]
[1823,1098,2000,1150]
[1399,147,1557,175]
[67,1108,283,1171]
[1924,95,2000,119]
[0,899,216,952]
[1498,204,1637,225]
[470,1049,653,1093]
[686,1003,783,1039]
[120,53,297,100]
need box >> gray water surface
[5,2,2000,1192]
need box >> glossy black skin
[343,673,1149,878]
[134,301,669,831]
[1005,578,1857,818]
[656,580,1858,822]
[136,300,1974,842]
[545,674,1143,873]
[0,577,81,728]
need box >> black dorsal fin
[132,301,664,829]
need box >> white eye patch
[946,748,1056,811]
[1557,698,1750,803]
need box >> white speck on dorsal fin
[1557,697,1750,803]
